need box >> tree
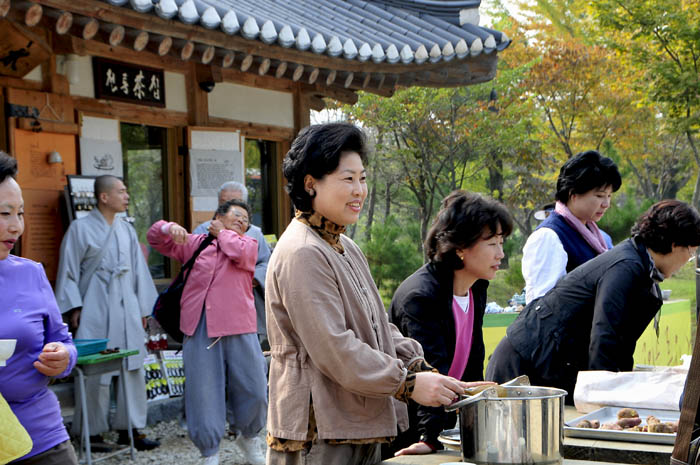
[525,36,636,159]
[589,0,700,207]
[345,87,486,245]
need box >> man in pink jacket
[147,199,267,465]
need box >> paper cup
[0,339,17,367]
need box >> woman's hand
[394,441,433,456]
[33,342,70,377]
[169,223,188,244]
[411,372,464,407]
[208,219,224,238]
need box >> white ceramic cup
[0,339,17,366]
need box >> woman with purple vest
[522,151,621,304]
[388,191,513,456]
[0,151,78,464]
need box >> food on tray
[574,408,675,434]
[566,407,679,445]
[617,408,639,419]
[617,417,642,428]
[648,422,675,433]
[576,419,601,428]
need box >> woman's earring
[307,188,315,196]
[457,253,464,261]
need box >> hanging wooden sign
[92,57,165,107]
[0,20,51,78]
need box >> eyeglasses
[232,210,249,224]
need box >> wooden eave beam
[0,75,44,91]
[73,95,189,125]
[52,32,189,71]
[220,67,295,93]
[207,116,294,141]
[300,83,358,105]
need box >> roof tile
[100,0,510,66]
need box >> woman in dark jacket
[487,200,700,403]
[389,190,513,456]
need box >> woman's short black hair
[0,151,18,185]
[425,190,514,270]
[631,200,700,254]
[283,123,368,212]
[555,150,622,204]
[215,198,250,220]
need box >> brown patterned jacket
[265,218,425,441]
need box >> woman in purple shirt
[0,151,78,464]
[389,190,513,457]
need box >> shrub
[361,216,424,306]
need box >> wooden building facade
[0,0,510,282]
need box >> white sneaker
[235,436,265,465]
[202,454,219,465]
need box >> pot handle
[445,386,499,411]
[444,375,530,412]
[503,374,530,387]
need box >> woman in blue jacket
[522,150,621,304]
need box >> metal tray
[564,407,679,445]
[438,428,461,451]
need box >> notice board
[187,128,242,230]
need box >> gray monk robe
[55,208,157,434]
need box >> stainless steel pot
[453,385,567,464]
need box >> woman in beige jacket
[265,123,482,465]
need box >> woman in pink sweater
[147,198,266,465]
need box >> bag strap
[672,326,700,463]
[180,234,215,283]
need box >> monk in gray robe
[55,175,160,450]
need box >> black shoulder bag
[152,234,215,343]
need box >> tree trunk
[420,211,431,260]
[365,179,377,242]
[488,156,504,201]
[384,182,392,218]
[688,131,700,210]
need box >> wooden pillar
[186,63,208,125]
[277,139,292,231]
[292,83,310,136]
[0,91,7,152]
[41,55,69,95]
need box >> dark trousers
[13,440,78,465]
[485,336,526,384]
[486,335,576,404]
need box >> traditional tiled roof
[107,0,510,65]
